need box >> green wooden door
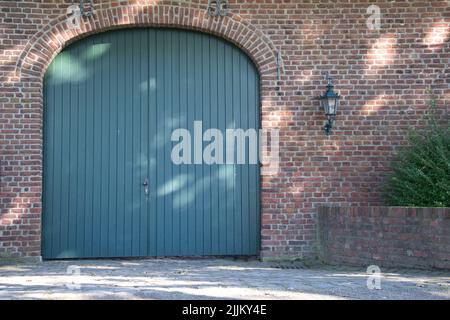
[43,28,260,259]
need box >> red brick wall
[318,207,450,269]
[0,0,449,260]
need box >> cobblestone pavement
[0,258,449,300]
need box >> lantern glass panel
[321,98,328,114]
[327,97,336,115]
[334,97,340,113]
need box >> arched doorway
[42,28,260,259]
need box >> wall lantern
[207,0,229,17]
[319,75,341,136]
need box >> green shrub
[383,90,450,207]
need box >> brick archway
[10,3,278,259]
[16,4,277,86]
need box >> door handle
[143,178,149,197]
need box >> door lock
[143,178,149,197]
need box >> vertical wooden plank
[155,29,165,256]
[164,30,173,255]
[108,32,118,257]
[163,30,173,256]
[42,59,55,258]
[194,32,204,255]
[131,30,142,256]
[100,33,111,257]
[53,55,63,258]
[139,29,149,256]
[210,36,220,255]
[59,51,72,258]
[240,53,250,254]
[75,43,87,257]
[148,29,158,256]
[84,36,95,257]
[171,30,181,255]
[216,39,227,254]
[123,33,134,256]
[67,44,79,256]
[224,42,235,254]
[92,36,103,257]
[116,30,126,257]
[178,30,188,255]
[185,31,196,255]
[232,48,243,254]
[202,34,212,255]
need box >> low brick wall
[317,207,450,269]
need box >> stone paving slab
[0,258,449,300]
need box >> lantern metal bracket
[323,74,335,95]
[207,0,229,17]
[79,0,94,17]
[324,116,334,136]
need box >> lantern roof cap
[320,75,341,99]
